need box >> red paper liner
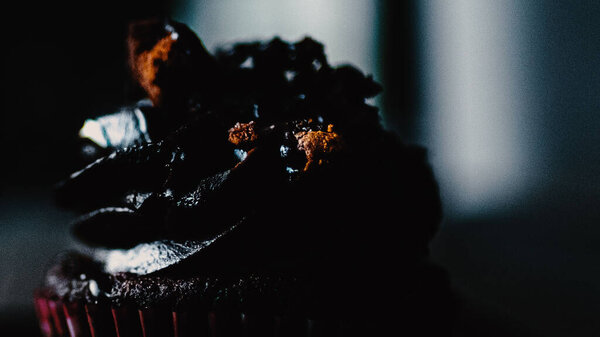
[85,303,117,337]
[111,306,143,337]
[34,294,55,337]
[34,293,346,337]
[63,301,92,337]
[49,299,68,336]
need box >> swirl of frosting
[56,18,440,277]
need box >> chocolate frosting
[54,18,441,283]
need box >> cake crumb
[132,35,177,105]
[228,121,258,146]
[294,124,344,171]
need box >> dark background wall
[1,1,600,336]
[0,0,171,187]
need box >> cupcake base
[34,292,353,337]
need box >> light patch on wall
[418,0,536,217]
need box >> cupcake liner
[138,307,173,337]
[49,299,69,336]
[34,292,348,337]
[173,309,211,337]
[34,295,55,337]
[64,301,91,337]
[85,303,117,337]
[111,306,143,337]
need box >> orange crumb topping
[294,124,344,171]
[134,35,177,106]
[228,121,258,146]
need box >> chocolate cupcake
[34,18,452,337]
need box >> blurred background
[1,0,600,335]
